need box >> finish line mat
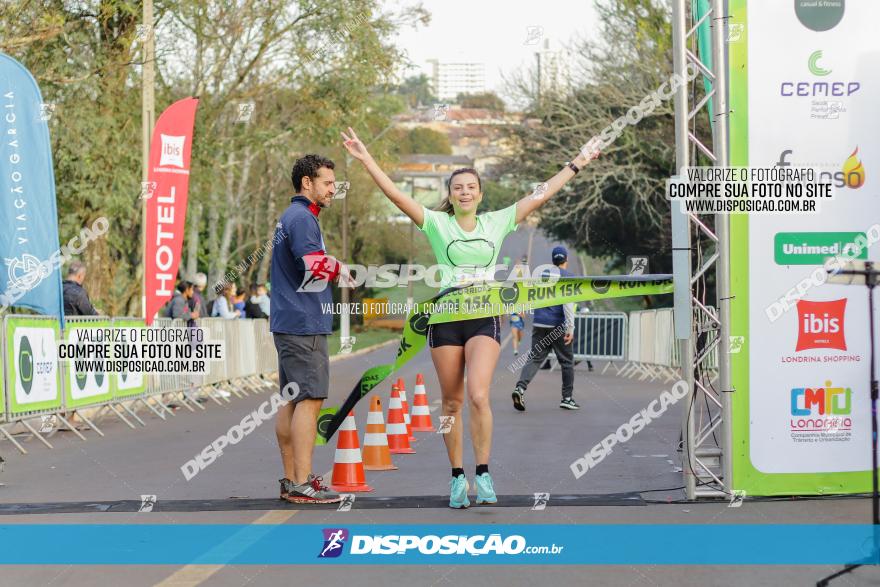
[320,275,674,442]
[0,492,645,514]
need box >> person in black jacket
[244,283,269,319]
[166,281,199,321]
[62,261,99,316]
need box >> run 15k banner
[321,276,674,442]
[144,97,199,325]
[0,54,64,321]
[729,0,879,494]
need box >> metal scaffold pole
[670,0,731,500]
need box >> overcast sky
[389,0,598,103]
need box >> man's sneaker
[475,472,497,505]
[279,478,291,500]
[449,474,470,509]
[284,474,341,504]
[512,386,526,412]
[560,398,580,410]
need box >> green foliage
[480,180,519,212]
[505,0,711,282]
[0,0,429,315]
[390,127,452,156]
[456,91,505,111]
[395,74,437,107]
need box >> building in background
[427,59,486,100]
[535,38,573,97]
[393,106,520,175]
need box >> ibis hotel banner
[144,97,199,325]
[729,0,880,494]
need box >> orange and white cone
[387,386,415,454]
[330,410,373,492]
[362,396,397,471]
[410,373,434,432]
[397,378,416,441]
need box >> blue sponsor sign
[0,53,64,322]
[0,524,876,565]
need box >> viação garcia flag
[0,53,64,322]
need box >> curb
[329,338,397,363]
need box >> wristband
[566,161,580,174]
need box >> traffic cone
[397,378,416,441]
[410,373,434,432]
[330,410,373,492]
[387,386,415,454]
[362,396,397,471]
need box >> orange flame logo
[842,147,865,189]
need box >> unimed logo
[795,299,846,352]
[774,232,867,265]
[158,134,186,168]
[318,528,348,558]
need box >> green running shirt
[418,203,519,290]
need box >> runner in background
[509,310,525,355]
[508,255,529,355]
[512,246,579,411]
[343,127,598,508]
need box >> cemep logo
[318,528,349,558]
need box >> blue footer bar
[1,524,878,565]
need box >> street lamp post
[140,0,155,319]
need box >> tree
[390,127,452,156]
[0,0,429,314]
[505,0,712,279]
[457,91,505,111]
[396,74,437,107]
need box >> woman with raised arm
[342,127,598,509]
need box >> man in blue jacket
[271,154,350,504]
[511,246,578,411]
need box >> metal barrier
[572,312,627,361]
[608,309,679,382]
[0,314,277,455]
[609,307,718,383]
[543,311,627,371]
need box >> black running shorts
[427,316,501,348]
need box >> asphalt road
[1,226,878,585]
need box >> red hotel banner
[144,97,199,324]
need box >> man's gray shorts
[273,333,329,404]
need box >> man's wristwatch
[566,161,580,174]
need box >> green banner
[63,319,114,409]
[5,316,62,415]
[112,319,148,398]
[728,0,871,495]
[774,232,867,265]
[321,276,674,442]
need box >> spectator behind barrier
[63,260,99,316]
[188,272,208,327]
[256,283,271,316]
[245,283,269,318]
[166,281,199,321]
[233,288,247,319]
[212,282,242,319]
